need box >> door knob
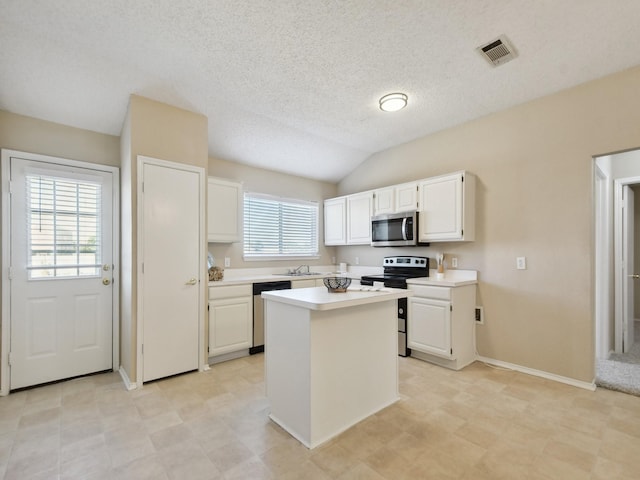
[103,264,110,272]
[630,274,640,279]
[185,277,198,285]
[102,278,111,285]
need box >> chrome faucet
[290,264,310,274]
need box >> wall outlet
[475,306,484,324]
[224,257,231,268]
[332,256,336,264]
[355,257,360,265]
[451,257,458,268]
[516,257,526,270]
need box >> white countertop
[406,269,477,287]
[208,265,382,287]
[261,285,412,311]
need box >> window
[27,174,101,279]
[243,193,318,259]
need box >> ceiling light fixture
[379,93,408,112]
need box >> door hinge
[8,267,13,280]
[450,305,453,312]
[141,344,144,355]
[8,180,12,195]
[8,352,12,366]
[142,263,144,274]
[450,348,453,355]
[142,181,144,193]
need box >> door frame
[135,155,207,386]
[1,149,120,396]
[613,176,640,353]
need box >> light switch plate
[516,257,526,270]
[451,257,458,268]
[224,257,231,268]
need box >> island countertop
[261,285,412,311]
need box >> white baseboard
[119,366,137,391]
[477,355,596,391]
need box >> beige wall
[634,186,640,319]
[0,110,120,389]
[208,156,338,269]
[338,65,640,383]
[120,95,208,383]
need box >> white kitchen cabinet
[373,187,395,215]
[418,171,475,242]
[407,283,476,370]
[346,191,373,244]
[291,279,317,289]
[208,177,242,243]
[208,285,252,358]
[373,182,417,216]
[395,182,418,213]
[324,196,347,245]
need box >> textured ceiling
[2,1,640,182]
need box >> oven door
[371,212,417,247]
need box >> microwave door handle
[402,217,408,241]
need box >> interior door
[140,160,201,382]
[9,157,114,390]
[623,185,635,352]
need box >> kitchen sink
[274,272,323,276]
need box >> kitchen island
[262,286,411,449]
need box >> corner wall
[338,65,640,383]
[207,156,338,269]
[120,95,208,383]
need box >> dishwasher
[251,280,292,354]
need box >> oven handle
[402,217,408,241]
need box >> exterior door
[140,159,202,382]
[8,156,114,390]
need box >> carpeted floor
[596,321,640,396]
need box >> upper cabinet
[374,182,418,216]
[324,191,373,246]
[346,191,373,244]
[208,177,243,243]
[418,171,475,242]
[324,196,347,245]
[324,171,475,246]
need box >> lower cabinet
[208,285,252,358]
[407,283,476,370]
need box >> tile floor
[1,354,640,479]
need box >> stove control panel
[383,256,428,267]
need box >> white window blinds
[243,193,318,258]
[26,174,101,278]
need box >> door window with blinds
[243,193,318,259]
[26,174,102,279]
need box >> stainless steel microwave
[371,212,418,247]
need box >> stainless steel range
[360,256,429,357]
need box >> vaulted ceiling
[2,1,640,182]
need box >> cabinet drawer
[209,284,252,300]
[408,285,451,301]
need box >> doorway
[1,149,119,394]
[594,149,640,394]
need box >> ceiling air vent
[477,35,517,67]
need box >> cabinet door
[209,296,252,356]
[324,197,347,245]
[395,182,418,213]
[292,279,316,289]
[408,297,452,358]
[347,192,373,244]
[418,173,463,242]
[373,187,395,215]
[208,177,242,243]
